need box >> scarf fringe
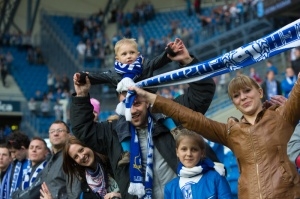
[128,182,145,198]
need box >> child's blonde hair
[114,38,138,54]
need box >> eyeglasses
[49,128,67,134]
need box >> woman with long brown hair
[62,135,121,199]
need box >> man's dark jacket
[70,58,218,199]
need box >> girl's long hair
[62,135,112,188]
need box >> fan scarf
[10,159,30,194]
[0,164,12,199]
[21,160,47,190]
[128,111,154,199]
[135,19,300,89]
[115,55,143,80]
[121,19,300,122]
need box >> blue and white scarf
[10,159,30,194]
[134,19,300,89]
[177,158,225,178]
[177,158,225,199]
[21,160,47,190]
[10,161,22,194]
[128,111,154,199]
[121,19,300,122]
[115,55,143,81]
[0,164,12,199]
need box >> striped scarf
[115,55,143,80]
[128,111,154,199]
[134,19,300,89]
[0,164,12,199]
[10,159,30,194]
[21,160,47,190]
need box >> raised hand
[166,38,193,65]
[73,72,91,97]
[129,86,157,105]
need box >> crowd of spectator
[28,72,71,120]
[114,1,155,28]
[0,2,300,199]
[197,0,263,36]
[74,8,112,67]
[72,0,265,68]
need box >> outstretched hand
[166,38,193,65]
[73,72,90,97]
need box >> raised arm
[129,87,228,145]
[173,56,216,114]
[70,74,111,154]
[138,38,188,80]
[77,70,120,87]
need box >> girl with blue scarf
[164,128,232,199]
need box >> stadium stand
[1,1,299,197]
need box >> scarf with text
[134,19,300,89]
[122,19,300,122]
[10,159,30,194]
[128,111,154,199]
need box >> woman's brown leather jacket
[152,78,300,198]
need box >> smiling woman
[62,136,122,199]
[130,73,300,199]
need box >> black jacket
[70,58,217,199]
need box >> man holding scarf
[70,41,219,199]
